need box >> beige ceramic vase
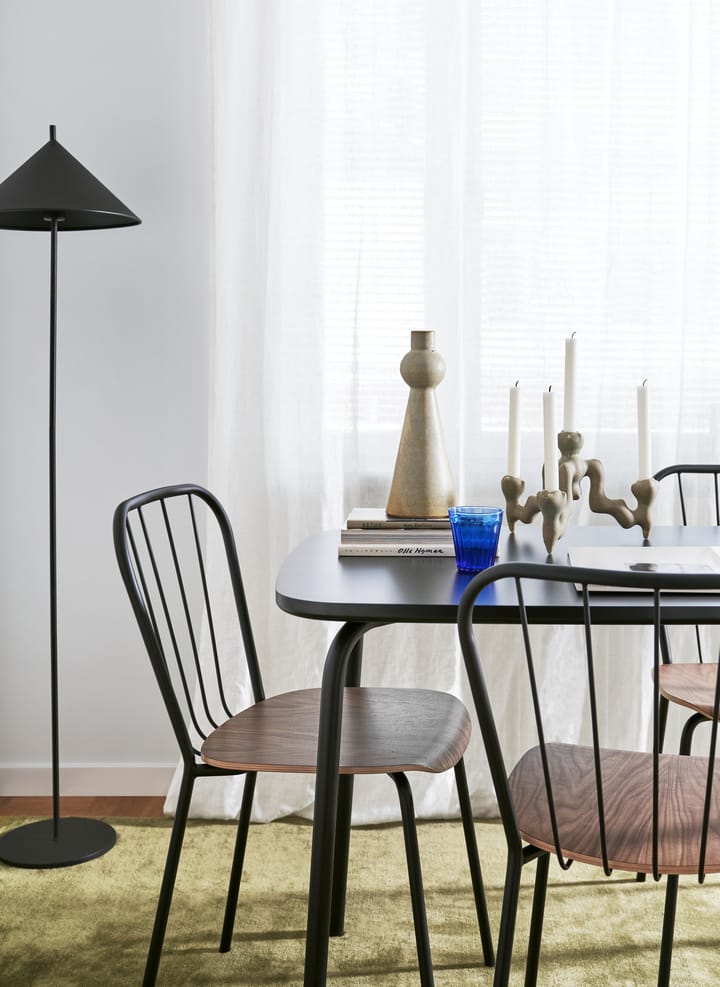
[386,330,456,518]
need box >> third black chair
[653,464,720,754]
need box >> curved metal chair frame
[654,465,720,753]
[113,483,494,987]
[457,560,720,987]
[653,464,720,528]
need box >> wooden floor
[0,796,166,818]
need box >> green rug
[1,815,719,985]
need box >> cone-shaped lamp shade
[0,125,141,231]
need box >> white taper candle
[508,382,520,476]
[637,380,651,480]
[563,334,577,432]
[543,387,559,491]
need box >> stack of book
[339,508,454,557]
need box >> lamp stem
[49,216,59,839]
[0,210,116,867]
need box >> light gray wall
[0,1,211,794]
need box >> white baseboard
[0,763,176,797]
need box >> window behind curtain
[324,1,425,432]
[323,3,720,454]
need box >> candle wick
[571,331,576,338]
[642,379,648,387]
[514,380,519,388]
[548,385,553,392]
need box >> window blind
[322,2,720,442]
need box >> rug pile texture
[2,815,719,985]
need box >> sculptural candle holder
[502,430,659,556]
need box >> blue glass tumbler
[448,506,504,573]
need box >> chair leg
[220,771,257,952]
[493,847,523,987]
[637,696,672,883]
[453,758,495,967]
[680,711,708,755]
[389,772,434,987]
[329,774,355,936]
[658,874,679,987]
[330,638,364,936]
[524,852,549,987]
[658,694,669,752]
[142,768,195,987]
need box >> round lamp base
[0,817,116,868]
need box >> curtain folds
[167,0,720,821]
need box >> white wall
[0,1,211,794]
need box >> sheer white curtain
[170,0,720,821]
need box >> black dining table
[275,522,720,986]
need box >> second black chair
[457,560,720,987]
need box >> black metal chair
[653,464,720,754]
[113,483,494,987]
[457,560,720,987]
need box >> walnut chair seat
[658,662,719,720]
[510,743,720,875]
[202,687,470,775]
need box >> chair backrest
[654,464,720,662]
[654,464,720,526]
[457,561,720,880]
[113,484,264,766]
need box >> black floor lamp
[0,126,140,868]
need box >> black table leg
[304,621,378,986]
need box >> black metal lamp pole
[49,211,60,841]
[0,126,141,867]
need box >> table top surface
[275,524,720,625]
